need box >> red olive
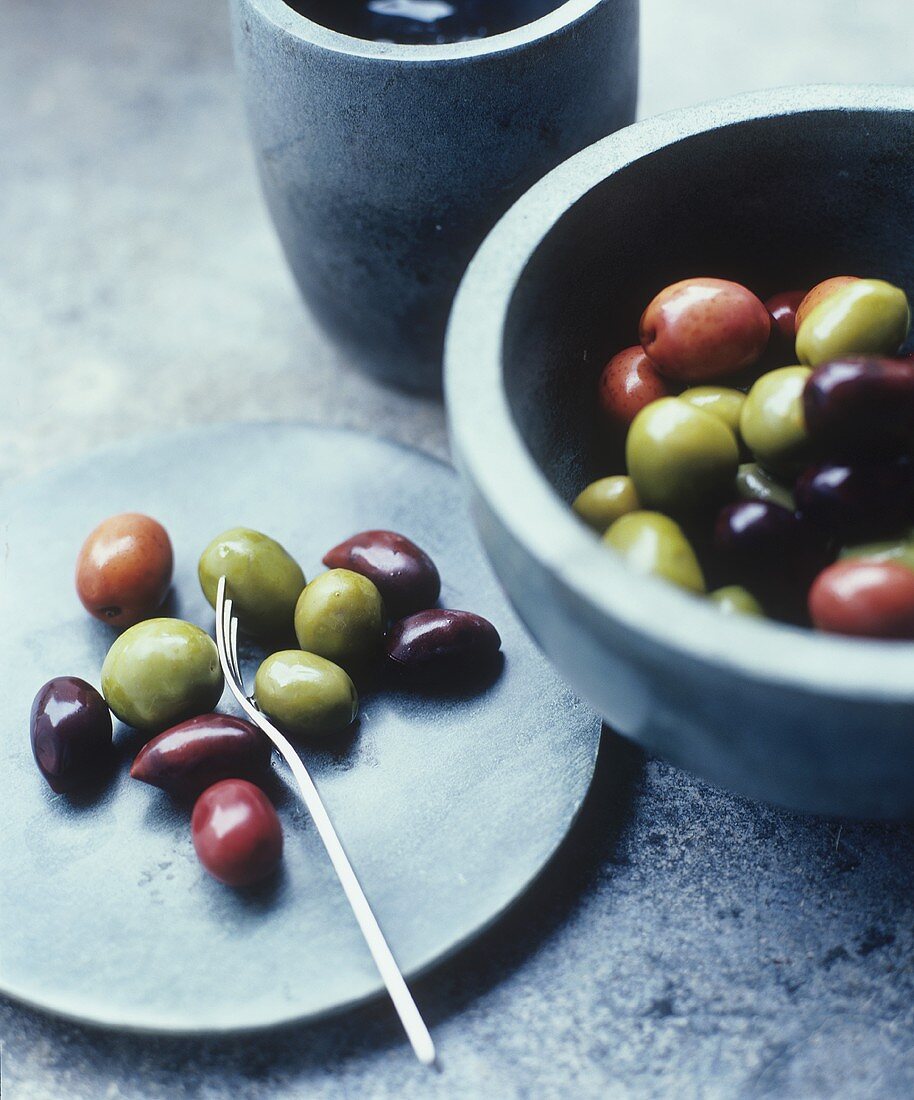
[597,346,671,429]
[76,513,173,627]
[809,560,914,639]
[191,779,283,887]
[795,276,860,332]
[30,677,113,793]
[387,609,501,673]
[639,278,771,383]
[323,530,440,618]
[131,713,272,800]
[765,289,807,343]
[803,356,914,457]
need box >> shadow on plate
[4,726,644,1074]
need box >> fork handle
[240,699,436,1066]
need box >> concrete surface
[1,0,913,1096]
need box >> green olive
[840,532,914,574]
[254,650,358,739]
[796,278,911,367]
[735,462,797,511]
[679,386,746,437]
[603,511,706,593]
[572,476,640,533]
[709,585,764,617]
[740,366,812,476]
[199,527,305,638]
[294,569,385,670]
[101,618,223,733]
[626,398,739,513]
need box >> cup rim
[244,0,606,61]
[445,83,914,701]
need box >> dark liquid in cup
[286,1,560,44]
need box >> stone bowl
[445,86,914,819]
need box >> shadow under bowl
[446,85,914,819]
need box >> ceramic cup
[230,0,639,392]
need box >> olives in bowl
[574,271,912,638]
[445,85,914,815]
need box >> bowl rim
[445,84,914,702]
[243,0,606,62]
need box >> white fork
[214,576,436,1066]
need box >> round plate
[0,424,599,1033]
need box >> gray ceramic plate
[0,424,599,1033]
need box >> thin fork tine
[217,579,240,688]
[212,574,436,1067]
[220,592,243,687]
[229,616,243,690]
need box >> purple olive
[30,677,113,793]
[795,460,914,540]
[803,357,914,456]
[714,501,829,594]
[323,530,441,617]
[387,609,501,674]
[130,713,272,800]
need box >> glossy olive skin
[840,533,914,573]
[604,512,705,593]
[191,779,283,887]
[294,569,385,670]
[199,528,305,638]
[597,346,671,428]
[626,398,739,513]
[796,279,910,367]
[679,386,746,436]
[30,677,113,793]
[323,530,440,617]
[736,463,796,512]
[795,461,914,540]
[130,713,271,800]
[75,513,173,627]
[709,586,764,617]
[794,276,859,332]
[765,289,807,343]
[254,650,358,739]
[740,366,812,476]
[803,357,914,457]
[714,501,828,597]
[809,560,914,639]
[387,610,502,673]
[573,476,640,533]
[101,619,224,734]
[639,278,771,383]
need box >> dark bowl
[446,86,914,818]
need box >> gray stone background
[2,1,914,1097]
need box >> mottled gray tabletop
[2,1,914,1097]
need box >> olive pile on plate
[575,274,914,639]
[31,517,501,888]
